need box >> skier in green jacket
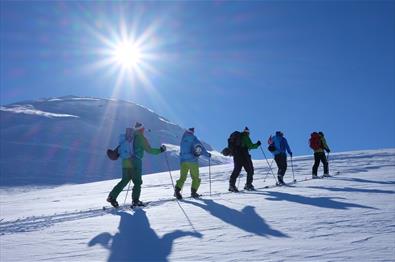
[107,122,166,208]
[229,127,261,192]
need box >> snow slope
[0,96,229,186]
[0,149,394,261]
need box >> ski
[102,201,151,211]
[131,201,151,209]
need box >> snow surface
[1,149,394,261]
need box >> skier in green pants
[174,128,211,199]
[107,122,166,207]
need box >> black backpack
[227,131,242,156]
[267,135,276,152]
[107,145,120,160]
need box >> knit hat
[276,131,283,136]
[244,127,250,133]
[187,127,195,133]
[134,122,144,131]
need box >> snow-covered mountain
[0,96,230,186]
[0,149,394,261]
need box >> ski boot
[244,184,255,191]
[106,195,119,208]
[131,200,146,208]
[228,184,239,192]
[174,186,183,200]
[312,174,320,179]
[277,176,285,185]
[322,173,331,177]
[191,188,201,199]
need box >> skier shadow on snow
[260,191,377,210]
[333,177,395,185]
[182,199,288,238]
[307,186,395,195]
[88,209,202,262]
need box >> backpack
[227,131,242,156]
[193,144,203,157]
[107,130,136,161]
[267,135,276,152]
[309,132,322,150]
[107,145,120,160]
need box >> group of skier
[106,122,331,208]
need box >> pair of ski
[103,195,205,211]
[102,202,151,211]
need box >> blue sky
[1,1,394,158]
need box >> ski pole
[259,146,278,183]
[290,156,296,182]
[263,159,274,182]
[164,152,175,189]
[209,157,212,196]
[123,180,132,205]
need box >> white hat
[134,122,144,130]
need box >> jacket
[314,135,330,153]
[235,132,260,158]
[180,131,210,163]
[119,130,161,167]
[271,134,292,156]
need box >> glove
[256,140,262,146]
[289,152,293,157]
[326,149,331,153]
[160,145,167,152]
[207,153,212,158]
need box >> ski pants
[229,154,254,187]
[176,162,201,191]
[274,153,287,178]
[109,158,143,202]
[312,152,329,175]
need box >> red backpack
[309,132,322,150]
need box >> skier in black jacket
[229,127,261,192]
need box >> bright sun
[113,41,142,68]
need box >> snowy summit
[0,96,229,186]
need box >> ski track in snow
[0,149,394,261]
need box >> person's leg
[312,152,321,176]
[108,168,133,200]
[176,162,189,190]
[244,157,254,186]
[229,155,242,187]
[281,154,288,177]
[274,154,286,183]
[131,159,143,202]
[321,153,329,175]
[190,163,201,192]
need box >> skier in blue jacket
[269,131,293,185]
[174,128,211,199]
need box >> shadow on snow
[307,186,395,194]
[88,209,202,262]
[182,199,288,238]
[333,177,395,185]
[260,191,377,210]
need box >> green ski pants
[109,158,143,202]
[175,162,201,191]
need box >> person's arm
[195,137,211,157]
[137,134,162,155]
[321,137,330,152]
[285,138,292,156]
[243,135,260,150]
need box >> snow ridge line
[0,172,342,235]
